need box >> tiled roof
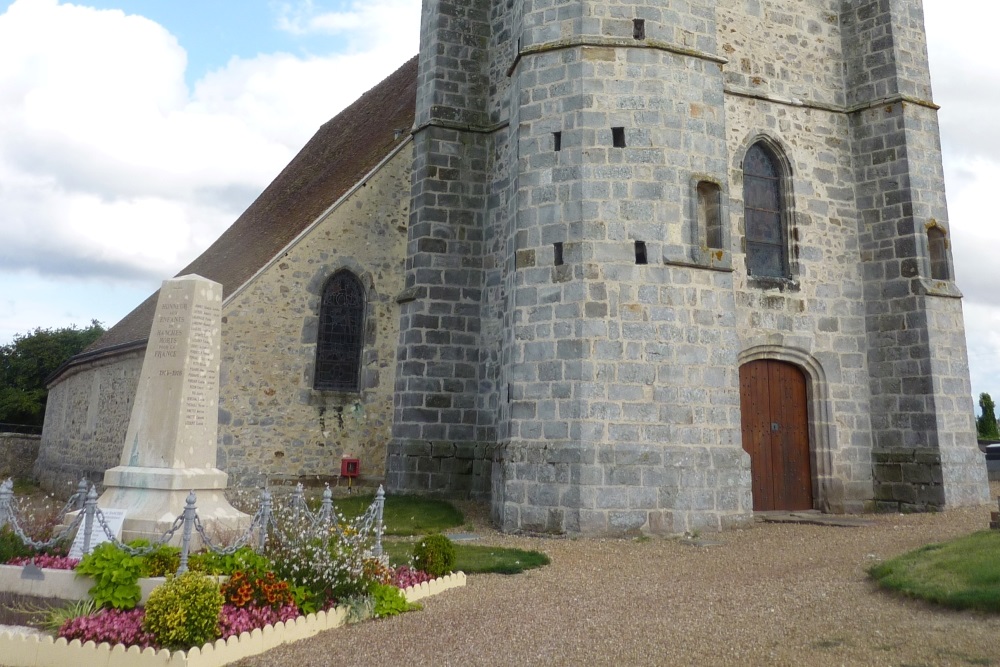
[79,56,418,358]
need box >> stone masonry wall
[720,0,875,512]
[219,147,410,487]
[490,0,755,535]
[386,0,495,498]
[36,350,144,493]
[37,148,411,495]
[0,433,41,481]
[842,0,989,510]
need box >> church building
[38,0,990,535]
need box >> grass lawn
[868,530,1000,612]
[382,540,550,575]
[332,494,464,536]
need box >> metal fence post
[292,482,303,526]
[258,488,272,552]
[82,485,98,556]
[373,485,385,558]
[177,491,197,574]
[320,484,333,524]
[74,478,88,512]
[0,479,12,531]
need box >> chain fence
[0,478,385,576]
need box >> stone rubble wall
[36,148,411,495]
[0,433,40,481]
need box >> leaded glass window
[743,143,788,278]
[314,270,365,391]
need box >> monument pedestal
[100,466,251,546]
[96,275,251,547]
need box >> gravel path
[239,487,1000,667]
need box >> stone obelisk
[99,274,249,544]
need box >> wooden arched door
[739,360,812,511]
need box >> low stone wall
[0,433,40,481]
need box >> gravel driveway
[239,485,1000,667]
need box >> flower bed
[0,572,467,667]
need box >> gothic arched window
[743,142,789,279]
[314,270,365,391]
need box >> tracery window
[314,270,365,391]
[743,142,788,279]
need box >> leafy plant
[220,570,294,610]
[75,542,144,609]
[393,565,432,589]
[143,572,223,649]
[412,534,456,577]
[59,607,154,649]
[265,501,375,611]
[341,595,374,624]
[219,602,299,639]
[189,546,272,576]
[8,554,78,570]
[141,545,180,577]
[361,557,394,586]
[369,583,418,618]
[42,597,97,634]
[0,526,34,564]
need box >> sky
[0,0,997,413]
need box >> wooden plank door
[739,360,812,511]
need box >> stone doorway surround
[738,345,841,513]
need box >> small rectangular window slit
[612,127,626,148]
[633,19,646,40]
[634,241,648,265]
[553,242,564,266]
[553,131,562,152]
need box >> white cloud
[0,0,418,286]
[924,0,1000,406]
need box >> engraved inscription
[183,301,220,427]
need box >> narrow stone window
[698,181,723,249]
[553,131,562,152]
[612,127,626,148]
[743,141,789,278]
[314,270,365,391]
[633,19,646,40]
[928,226,950,280]
[553,242,564,266]
[634,241,648,265]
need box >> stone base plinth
[99,466,251,547]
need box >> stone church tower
[386,0,990,534]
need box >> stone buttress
[842,0,989,510]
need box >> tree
[977,392,1000,440]
[0,321,105,426]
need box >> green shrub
[141,545,180,577]
[75,542,144,609]
[188,546,272,576]
[412,534,455,577]
[143,572,223,649]
[369,583,419,618]
[0,526,33,564]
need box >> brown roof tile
[81,56,417,357]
